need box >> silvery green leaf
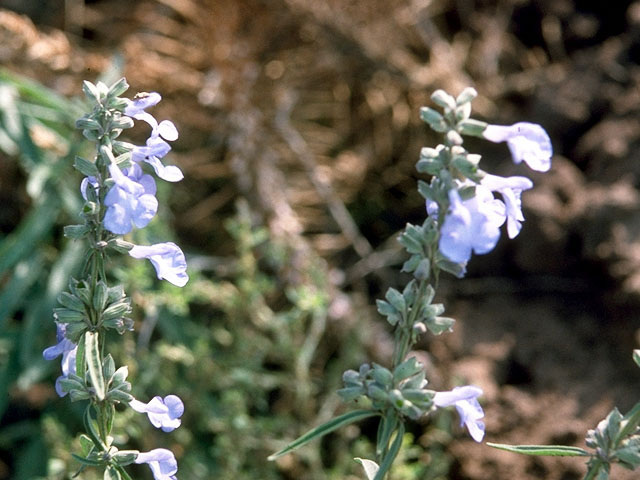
[374,422,405,480]
[111,366,129,386]
[402,255,421,274]
[419,106,443,124]
[342,369,361,386]
[417,179,433,201]
[79,434,95,456]
[58,377,86,393]
[456,87,477,105]
[107,97,129,110]
[108,239,134,253]
[82,129,100,142]
[355,458,379,480]
[337,386,365,402]
[108,77,129,97]
[401,388,434,408]
[419,107,448,132]
[487,443,590,456]
[106,285,126,305]
[376,299,397,317]
[436,256,466,278]
[615,436,640,467]
[371,364,393,387]
[393,357,423,383]
[75,117,101,131]
[113,450,138,467]
[424,303,445,318]
[66,321,88,343]
[82,81,101,104]
[430,90,456,110]
[367,385,389,402]
[85,331,106,401]
[102,301,132,321]
[402,279,416,303]
[64,224,90,240]
[54,307,85,322]
[71,453,104,467]
[111,116,134,130]
[385,288,405,312]
[618,401,640,442]
[458,118,487,136]
[455,102,472,122]
[414,258,430,280]
[446,130,463,146]
[69,390,92,401]
[416,157,443,175]
[398,230,423,255]
[605,409,623,444]
[268,410,378,460]
[104,465,121,480]
[634,350,640,368]
[93,281,108,313]
[402,371,426,390]
[103,354,115,380]
[58,291,86,312]
[107,389,134,404]
[427,316,455,335]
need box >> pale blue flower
[131,136,183,182]
[439,187,505,263]
[43,323,77,397]
[483,122,552,172]
[125,92,183,182]
[135,448,178,480]
[80,176,98,200]
[480,173,533,239]
[129,242,188,287]
[129,395,184,432]
[103,163,158,235]
[434,385,485,442]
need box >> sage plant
[269,87,553,479]
[43,78,187,480]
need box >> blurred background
[1,0,640,479]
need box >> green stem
[391,279,428,367]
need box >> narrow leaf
[85,331,105,400]
[71,453,104,467]
[487,443,590,457]
[374,422,405,480]
[268,410,378,460]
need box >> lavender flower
[129,242,188,287]
[135,448,178,480]
[480,173,533,239]
[434,385,485,442]
[129,395,184,432]
[483,122,552,172]
[439,187,505,264]
[80,176,98,200]
[103,163,158,235]
[125,92,183,182]
[42,323,78,397]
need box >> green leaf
[72,453,104,467]
[85,331,105,400]
[268,410,378,460]
[84,406,106,450]
[385,288,405,312]
[74,156,99,176]
[104,465,122,480]
[633,350,640,368]
[374,422,405,480]
[355,458,379,480]
[487,443,590,456]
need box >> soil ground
[2,1,640,479]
